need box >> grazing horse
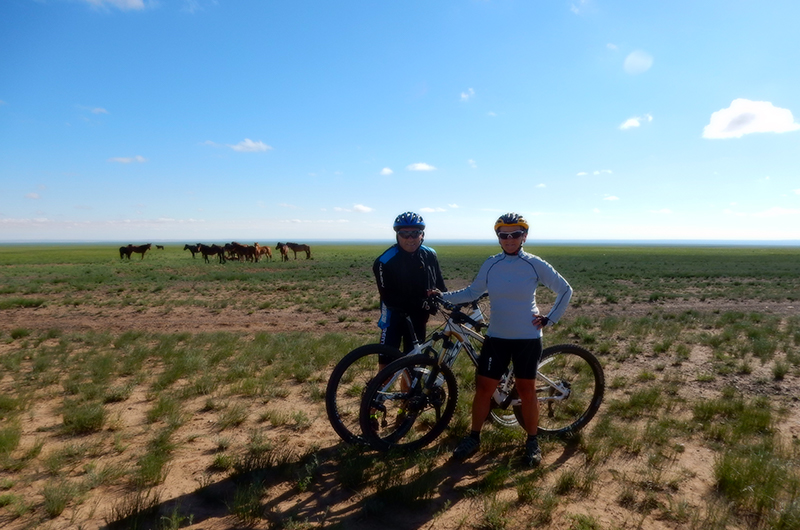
[198,243,226,264]
[275,242,290,262]
[254,243,272,261]
[286,242,312,260]
[183,244,200,258]
[119,245,134,259]
[156,245,165,250]
[129,243,152,260]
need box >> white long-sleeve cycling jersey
[441,250,572,340]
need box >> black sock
[470,430,481,442]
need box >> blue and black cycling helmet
[393,211,426,231]
[494,212,529,233]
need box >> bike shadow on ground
[103,437,585,529]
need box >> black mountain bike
[357,296,605,452]
[325,296,517,445]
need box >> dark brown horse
[129,243,152,259]
[183,244,200,258]
[286,242,312,260]
[230,242,257,262]
[119,245,134,259]
[156,245,165,250]
[198,243,226,264]
[275,242,290,262]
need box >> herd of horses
[120,242,312,263]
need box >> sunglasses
[497,230,526,240]
[397,229,423,239]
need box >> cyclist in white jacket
[434,213,572,466]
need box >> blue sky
[2,0,799,243]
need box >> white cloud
[460,88,475,102]
[380,167,393,175]
[228,139,272,152]
[407,163,436,171]
[448,204,459,208]
[467,159,477,169]
[793,189,800,195]
[593,169,613,175]
[334,204,374,213]
[84,0,146,10]
[620,113,653,130]
[25,193,40,200]
[420,207,446,213]
[624,51,653,75]
[603,195,619,201]
[607,43,618,51]
[536,184,546,188]
[487,111,497,117]
[703,99,800,139]
[576,171,588,176]
[108,155,147,164]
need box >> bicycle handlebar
[425,294,486,331]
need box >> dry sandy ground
[1,299,799,530]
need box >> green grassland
[1,244,799,530]
[2,243,798,309]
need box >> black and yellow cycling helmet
[494,212,529,233]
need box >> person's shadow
[103,438,583,529]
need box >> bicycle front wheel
[360,354,458,452]
[514,344,605,437]
[325,344,404,445]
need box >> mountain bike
[325,295,515,445]
[358,296,605,452]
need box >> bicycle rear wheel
[325,344,404,445]
[360,354,458,452]
[514,344,604,436]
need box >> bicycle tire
[359,354,458,452]
[514,344,604,436]
[325,344,404,445]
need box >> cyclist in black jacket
[373,212,447,364]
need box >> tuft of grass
[42,479,80,518]
[229,481,265,526]
[62,400,105,435]
[105,489,161,528]
[10,328,31,340]
[216,403,249,431]
[0,298,46,310]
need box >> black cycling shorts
[477,336,542,380]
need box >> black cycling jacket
[373,244,447,328]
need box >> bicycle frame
[380,300,487,393]
[387,298,573,412]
